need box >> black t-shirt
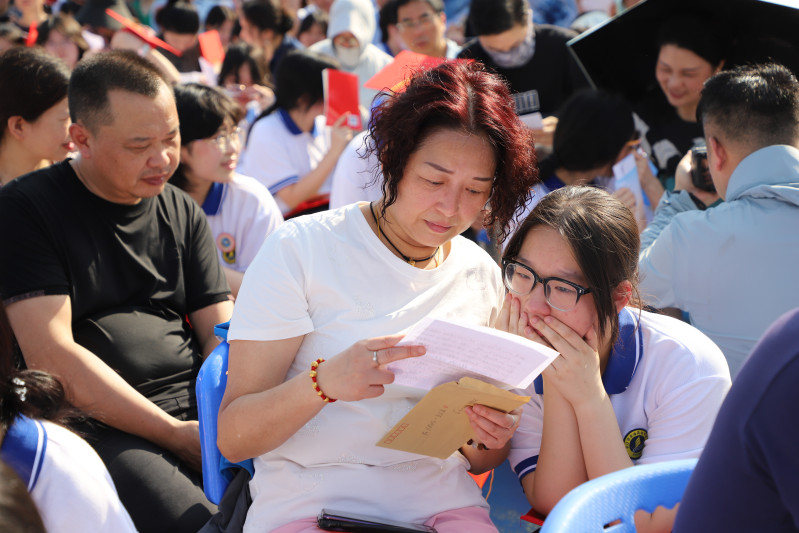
[635,91,705,186]
[458,24,589,117]
[0,161,231,407]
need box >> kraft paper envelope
[377,377,530,459]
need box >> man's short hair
[697,63,799,149]
[68,50,169,133]
[395,0,444,15]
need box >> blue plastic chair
[196,321,254,505]
[539,458,698,533]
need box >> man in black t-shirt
[0,51,233,533]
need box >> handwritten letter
[390,317,558,390]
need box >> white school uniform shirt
[328,131,382,209]
[3,418,138,533]
[237,109,332,215]
[201,173,284,272]
[509,308,731,481]
[229,203,505,532]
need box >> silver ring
[373,350,379,366]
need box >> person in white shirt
[218,60,538,533]
[309,0,392,108]
[328,130,382,208]
[0,301,137,533]
[501,186,730,532]
[237,49,354,216]
[172,83,283,297]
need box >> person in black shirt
[458,0,588,148]
[0,50,233,533]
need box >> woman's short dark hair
[0,47,70,144]
[657,13,727,68]
[35,13,89,59]
[369,60,538,242]
[259,48,338,116]
[468,0,528,36]
[299,9,329,39]
[539,89,635,178]
[503,186,641,347]
[205,4,236,29]
[242,0,294,36]
[156,0,200,35]
[171,83,244,189]
[218,42,269,86]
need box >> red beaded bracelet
[309,358,337,403]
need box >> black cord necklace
[369,202,439,267]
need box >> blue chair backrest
[539,458,698,533]
[196,321,254,505]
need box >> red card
[323,68,362,130]
[364,50,448,93]
[105,8,182,57]
[25,21,38,47]
[198,30,225,66]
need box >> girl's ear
[613,280,632,313]
[7,116,27,142]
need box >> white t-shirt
[237,109,332,215]
[22,420,137,532]
[328,131,382,209]
[509,308,731,481]
[229,203,505,532]
[201,173,284,273]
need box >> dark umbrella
[567,0,799,106]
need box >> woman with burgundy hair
[218,60,538,533]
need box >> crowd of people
[0,0,798,532]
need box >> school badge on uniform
[623,428,648,460]
[216,233,236,264]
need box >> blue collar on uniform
[201,182,226,216]
[543,174,567,191]
[543,173,600,192]
[0,415,48,491]
[534,308,643,395]
[278,108,317,137]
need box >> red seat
[284,194,330,219]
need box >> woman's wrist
[309,358,337,403]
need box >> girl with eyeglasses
[171,83,283,297]
[500,186,730,532]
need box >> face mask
[484,23,536,69]
[334,44,361,70]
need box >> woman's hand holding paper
[315,335,426,401]
[465,404,523,451]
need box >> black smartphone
[317,509,437,533]
[690,145,715,192]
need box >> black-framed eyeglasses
[502,258,591,312]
